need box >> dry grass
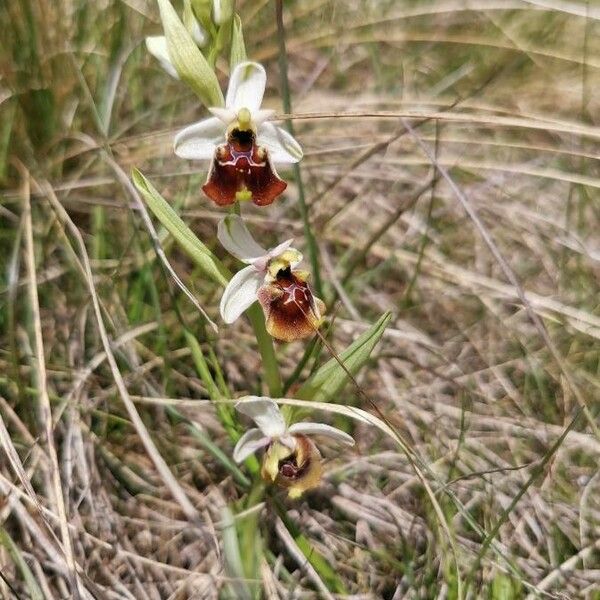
[1,0,599,598]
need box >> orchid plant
[136,0,365,498]
[133,4,391,592]
[131,2,397,595]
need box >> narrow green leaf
[0,527,44,600]
[297,312,391,401]
[184,330,222,400]
[183,329,239,442]
[238,484,264,597]
[191,0,214,39]
[295,533,346,594]
[212,19,233,66]
[132,168,229,286]
[229,14,247,71]
[132,169,282,397]
[156,0,224,107]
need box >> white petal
[258,122,303,164]
[266,239,294,260]
[208,106,237,125]
[217,215,267,262]
[226,61,266,113]
[145,36,179,79]
[235,396,286,438]
[288,422,355,446]
[233,428,270,463]
[220,265,263,323]
[173,117,224,160]
[253,109,276,126]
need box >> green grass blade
[274,0,322,296]
[0,527,44,600]
[297,312,391,401]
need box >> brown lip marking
[278,455,310,480]
[271,435,323,496]
[257,269,326,342]
[202,128,287,206]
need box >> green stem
[247,305,282,397]
[275,0,323,297]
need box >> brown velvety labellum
[275,435,322,495]
[202,128,287,206]
[257,269,325,342]
[279,455,309,480]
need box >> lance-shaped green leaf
[297,312,391,401]
[132,168,229,286]
[156,0,223,107]
[229,14,247,71]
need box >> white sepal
[145,36,179,79]
[226,62,266,113]
[173,116,224,160]
[217,215,267,262]
[235,397,287,438]
[259,122,304,164]
[219,265,263,324]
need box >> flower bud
[212,0,233,25]
[183,0,208,47]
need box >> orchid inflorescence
[143,0,355,497]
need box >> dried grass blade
[21,167,83,598]
[39,179,206,529]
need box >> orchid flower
[233,397,354,498]
[218,215,325,342]
[174,61,303,207]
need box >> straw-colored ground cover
[1,0,599,597]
